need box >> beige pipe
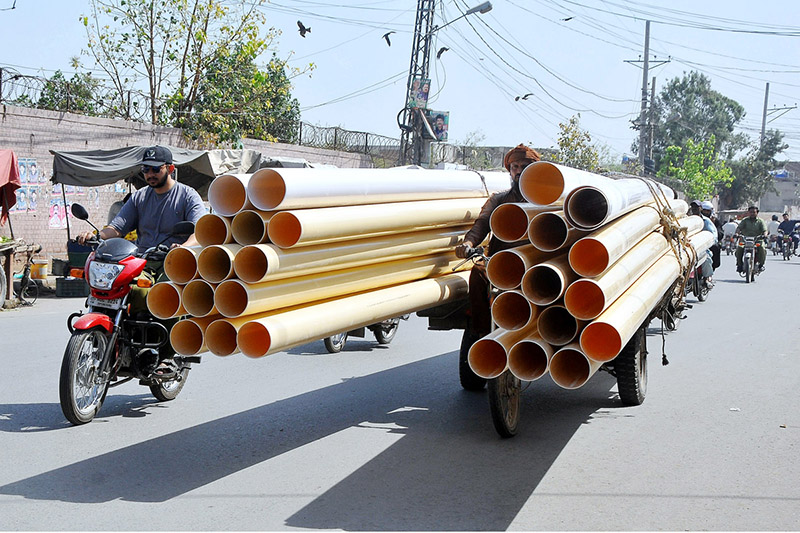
[507,335,553,382]
[207,173,253,216]
[467,323,539,379]
[568,200,689,277]
[266,198,485,248]
[231,210,274,245]
[579,230,716,362]
[215,253,464,318]
[204,315,258,357]
[197,244,242,283]
[163,245,202,285]
[564,178,675,230]
[527,211,590,252]
[490,290,539,331]
[519,161,614,206]
[537,304,584,346]
[486,244,551,290]
[236,272,470,358]
[247,167,510,211]
[565,232,670,320]
[195,213,234,247]
[181,279,218,318]
[489,203,556,243]
[549,342,603,389]
[234,227,467,284]
[520,252,577,306]
[146,282,186,319]
[170,315,219,356]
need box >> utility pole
[637,20,650,172]
[648,76,656,161]
[761,82,769,148]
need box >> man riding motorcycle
[735,205,768,273]
[777,212,799,254]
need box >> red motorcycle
[59,203,198,425]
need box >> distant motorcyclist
[700,201,721,270]
[777,212,799,253]
[735,205,768,273]
[690,200,715,283]
[722,217,738,240]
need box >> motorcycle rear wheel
[150,367,190,401]
[324,332,348,353]
[374,319,399,344]
[59,329,110,425]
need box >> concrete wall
[0,105,370,269]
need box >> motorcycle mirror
[172,221,195,237]
[71,203,89,220]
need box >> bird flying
[436,46,449,59]
[382,31,395,46]
[561,16,574,21]
[297,20,311,37]
[514,93,533,101]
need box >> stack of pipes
[468,161,716,390]
[147,166,513,358]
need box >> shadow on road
[0,351,621,530]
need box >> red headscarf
[503,144,541,171]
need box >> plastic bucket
[31,260,48,279]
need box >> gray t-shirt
[110,181,205,252]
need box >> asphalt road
[0,251,798,531]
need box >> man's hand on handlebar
[75,231,98,245]
[455,241,474,259]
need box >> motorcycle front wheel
[150,367,190,401]
[59,329,110,425]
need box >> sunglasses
[141,165,164,174]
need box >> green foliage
[658,134,733,200]
[36,70,101,115]
[545,114,600,172]
[723,129,788,208]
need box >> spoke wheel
[616,326,648,406]
[59,329,110,425]
[19,278,39,304]
[150,367,190,401]
[374,320,399,344]
[324,332,348,353]
[488,370,521,438]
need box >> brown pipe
[537,304,584,346]
[507,335,553,382]
[527,211,590,252]
[195,213,233,247]
[467,324,538,379]
[489,203,555,243]
[197,244,242,283]
[520,252,576,306]
[163,245,201,284]
[231,210,273,245]
[548,342,602,389]
[486,244,551,290]
[170,315,219,356]
[490,290,539,331]
[146,282,186,319]
[207,173,253,216]
[181,279,218,318]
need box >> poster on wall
[49,198,68,229]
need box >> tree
[36,70,102,116]
[723,129,788,208]
[657,134,734,200]
[544,114,600,172]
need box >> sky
[1,0,799,163]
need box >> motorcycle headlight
[88,261,125,290]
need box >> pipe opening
[205,320,238,356]
[170,320,204,355]
[198,247,234,283]
[537,305,579,346]
[520,162,564,205]
[549,348,590,389]
[566,188,608,229]
[182,280,216,317]
[147,283,182,319]
[232,211,267,245]
[580,322,622,362]
[468,339,508,379]
[238,322,272,358]
[164,247,198,284]
[528,212,567,252]
[486,251,525,290]
[564,280,605,320]
[491,291,532,330]
[508,340,549,381]
[208,175,248,216]
[521,265,562,306]
[569,238,609,277]
[215,280,248,318]
[248,169,285,210]
[234,246,269,283]
[490,204,529,242]
[196,214,230,247]
[268,212,303,248]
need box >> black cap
[140,146,173,166]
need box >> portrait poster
[407,77,431,109]
[428,110,450,142]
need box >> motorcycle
[687,260,712,302]
[723,235,735,255]
[769,235,781,255]
[737,235,765,284]
[58,203,199,425]
[323,316,409,353]
[780,230,794,261]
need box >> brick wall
[0,105,371,270]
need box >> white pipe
[146,282,186,319]
[564,178,675,230]
[519,161,615,206]
[508,335,553,382]
[486,244,551,290]
[489,203,557,243]
[467,323,539,379]
[231,210,274,245]
[170,315,219,356]
[208,173,254,216]
[521,252,577,306]
[527,211,590,252]
[163,245,202,285]
[195,213,234,247]
[197,244,242,283]
[490,290,539,331]
[549,342,603,389]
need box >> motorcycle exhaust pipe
[520,252,576,306]
[537,304,584,346]
[197,244,242,283]
[207,173,254,216]
[491,290,539,331]
[486,244,550,290]
[163,245,201,285]
[195,213,234,247]
[170,315,219,355]
[231,210,274,246]
[519,161,614,206]
[146,282,186,319]
[507,335,553,382]
[467,324,537,379]
[527,211,590,253]
[489,202,555,243]
[181,279,218,318]
[549,342,603,389]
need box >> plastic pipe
[247,167,510,211]
[267,198,485,248]
[521,252,577,306]
[549,342,603,389]
[207,173,253,216]
[204,315,258,357]
[233,227,467,284]
[489,202,556,243]
[181,279,218,318]
[507,335,553,382]
[214,254,464,318]
[537,304,584,346]
[490,290,539,331]
[486,244,551,290]
[569,200,689,277]
[170,315,219,356]
[527,211,590,252]
[163,245,202,285]
[197,244,242,283]
[519,161,614,206]
[467,323,539,379]
[564,178,675,230]
[231,210,274,245]
[195,213,234,247]
[146,282,186,319]
[235,272,470,358]
[579,230,716,362]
